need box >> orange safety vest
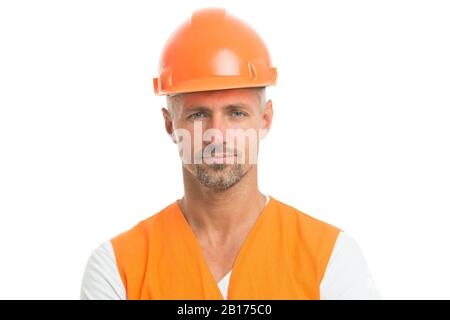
[111,196,340,300]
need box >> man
[81,7,380,300]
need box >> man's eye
[231,111,247,117]
[189,112,207,119]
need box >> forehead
[181,88,260,109]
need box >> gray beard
[194,163,246,191]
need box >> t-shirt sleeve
[80,241,126,300]
[320,231,381,300]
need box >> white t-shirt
[81,196,381,300]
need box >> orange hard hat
[153,7,278,96]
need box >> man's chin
[200,177,241,192]
[193,164,247,191]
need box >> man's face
[162,88,273,192]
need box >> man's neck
[179,166,267,247]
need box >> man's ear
[161,108,177,143]
[260,99,273,139]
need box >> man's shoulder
[270,196,341,234]
[110,200,178,247]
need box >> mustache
[194,145,241,158]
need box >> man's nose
[204,113,226,144]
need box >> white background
[0,0,449,299]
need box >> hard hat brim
[153,67,277,96]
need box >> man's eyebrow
[223,103,250,110]
[183,105,211,112]
[184,102,249,113]
[184,103,250,111]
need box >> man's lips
[203,154,236,164]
